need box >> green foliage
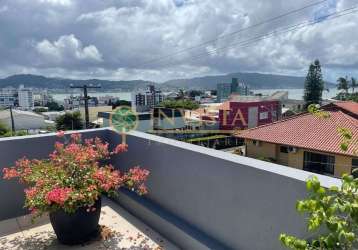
[110,100,131,110]
[46,101,64,111]
[337,77,350,94]
[280,175,358,250]
[0,122,9,136]
[187,90,204,98]
[351,78,357,93]
[337,128,357,155]
[33,107,48,113]
[307,104,330,119]
[304,60,325,108]
[159,99,199,110]
[1,130,28,137]
[55,111,84,131]
[335,92,358,103]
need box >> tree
[176,89,186,100]
[159,99,199,110]
[303,60,324,108]
[0,122,9,137]
[55,111,84,131]
[187,90,204,98]
[110,100,131,110]
[46,101,64,111]
[337,77,349,96]
[351,77,357,94]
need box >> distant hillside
[0,72,335,91]
[162,72,335,90]
[0,74,153,91]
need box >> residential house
[236,101,358,178]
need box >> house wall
[245,139,277,160]
[245,139,354,178]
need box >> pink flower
[71,133,81,142]
[2,168,19,179]
[46,187,72,205]
[112,144,128,154]
[25,187,38,199]
[56,130,65,138]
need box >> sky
[0,0,357,83]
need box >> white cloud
[35,34,103,66]
[0,5,9,13]
[0,0,357,82]
[37,0,72,6]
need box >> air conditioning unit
[288,146,297,153]
[253,140,261,146]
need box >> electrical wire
[136,0,329,67]
[154,5,358,69]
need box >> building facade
[132,85,164,113]
[219,100,281,131]
[237,102,358,178]
[17,85,34,110]
[216,78,250,102]
[0,87,17,107]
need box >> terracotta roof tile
[236,110,358,157]
[332,101,358,115]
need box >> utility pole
[70,84,101,129]
[9,106,15,136]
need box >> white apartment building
[0,87,17,107]
[17,85,34,110]
[132,85,164,113]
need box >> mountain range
[0,72,335,91]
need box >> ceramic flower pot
[49,197,102,245]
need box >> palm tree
[177,89,186,100]
[351,77,357,93]
[337,77,349,97]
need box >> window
[272,111,277,121]
[259,112,268,120]
[280,146,289,153]
[303,151,335,176]
[352,159,358,178]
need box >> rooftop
[236,108,358,156]
[326,101,358,116]
[0,128,342,249]
[0,197,178,250]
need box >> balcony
[0,128,341,250]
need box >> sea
[51,88,340,103]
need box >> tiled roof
[236,110,358,157]
[332,101,358,115]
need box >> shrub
[2,132,149,218]
[280,175,358,249]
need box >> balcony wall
[0,129,111,220]
[0,129,341,250]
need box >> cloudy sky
[0,0,357,82]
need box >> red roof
[237,110,358,156]
[331,101,358,115]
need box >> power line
[70,84,101,129]
[155,5,358,69]
[136,0,329,67]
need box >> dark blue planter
[49,197,101,245]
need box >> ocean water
[253,88,339,100]
[52,92,132,103]
[51,88,340,103]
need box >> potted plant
[2,132,149,245]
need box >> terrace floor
[0,198,179,250]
